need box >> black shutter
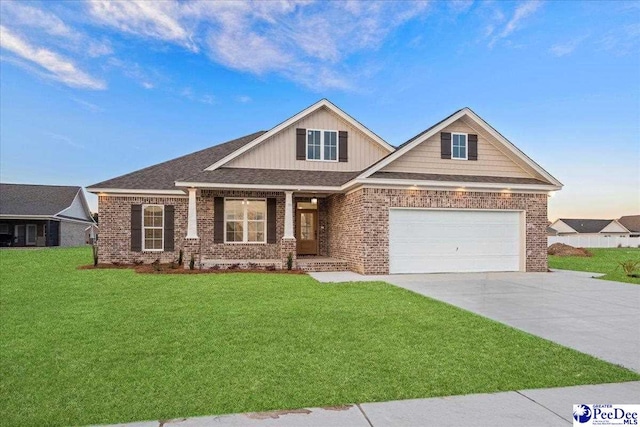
[441,132,452,159]
[468,134,478,161]
[338,131,348,162]
[267,198,277,244]
[164,205,174,251]
[214,197,224,243]
[131,205,142,251]
[296,128,306,160]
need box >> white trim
[142,204,164,252]
[305,129,339,162]
[87,188,187,195]
[223,198,267,244]
[205,99,394,171]
[284,191,294,239]
[356,108,563,188]
[186,188,199,239]
[451,132,468,160]
[346,184,553,196]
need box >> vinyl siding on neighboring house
[601,221,629,233]
[226,107,389,171]
[381,117,534,178]
[57,191,91,220]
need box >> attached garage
[389,209,524,274]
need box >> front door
[14,225,25,246]
[296,209,318,255]
[26,224,37,246]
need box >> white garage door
[389,209,522,274]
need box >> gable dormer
[208,100,393,172]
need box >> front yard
[549,247,640,284]
[1,248,638,426]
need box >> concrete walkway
[100,381,640,427]
[311,270,640,372]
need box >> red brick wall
[327,190,366,273]
[97,195,188,264]
[356,188,548,274]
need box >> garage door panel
[389,209,522,274]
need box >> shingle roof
[0,183,80,216]
[369,171,548,185]
[618,215,640,232]
[182,168,360,187]
[560,219,614,234]
[87,131,266,190]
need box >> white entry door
[389,209,523,274]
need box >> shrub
[286,252,294,270]
[617,260,640,277]
[178,249,184,266]
[152,259,161,272]
[228,263,240,270]
[189,253,195,270]
[92,244,98,267]
[133,259,144,266]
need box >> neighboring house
[87,99,562,274]
[548,218,639,248]
[548,218,629,236]
[0,183,96,247]
[618,215,640,238]
[85,223,99,244]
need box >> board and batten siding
[226,107,390,171]
[382,117,536,179]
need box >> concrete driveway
[311,270,640,373]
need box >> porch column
[186,188,198,239]
[283,191,294,239]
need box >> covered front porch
[182,187,352,272]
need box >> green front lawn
[1,248,637,426]
[549,248,640,284]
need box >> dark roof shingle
[87,131,266,190]
[369,171,549,185]
[560,219,614,234]
[0,184,80,216]
[618,215,640,232]
[181,168,360,187]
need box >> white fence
[548,235,640,248]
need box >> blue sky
[1,0,638,220]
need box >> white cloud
[1,1,112,58]
[106,58,156,89]
[87,0,197,51]
[44,131,84,149]
[550,36,586,57]
[71,97,104,113]
[84,0,432,90]
[489,0,542,47]
[0,25,106,90]
[236,95,252,103]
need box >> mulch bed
[547,243,592,257]
[78,264,306,274]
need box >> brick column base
[183,238,200,269]
[281,238,296,270]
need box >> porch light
[311,198,318,204]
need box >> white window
[307,129,338,161]
[225,199,266,243]
[143,205,164,251]
[452,133,467,159]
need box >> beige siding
[381,117,535,178]
[226,107,390,171]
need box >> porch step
[296,257,348,272]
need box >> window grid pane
[307,130,321,160]
[143,205,163,250]
[324,131,337,161]
[224,199,266,243]
[452,134,467,159]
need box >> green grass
[1,248,638,426]
[549,248,640,284]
